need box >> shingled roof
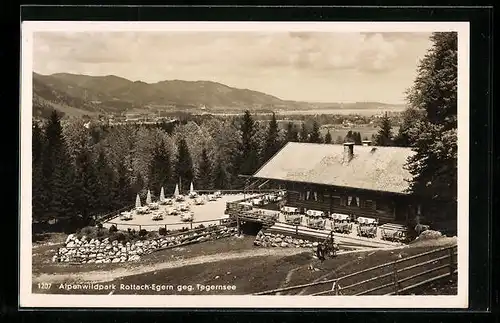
[253,142,415,194]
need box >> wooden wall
[282,182,411,224]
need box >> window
[299,192,305,201]
[313,192,318,201]
[306,191,311,200]
[363,199,374,209]
[332,196,341,206]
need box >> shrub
[96,222,103,229]
[179,227,189,232]
[80,226,95,237]
[139,229,148,237]
[95,228,106,238]
[196,224,205,229]
[111,232,127,242]
[159,227,168,236]
[109,225,118,233]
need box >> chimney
[343,142,354,162]
[362,140,372,146]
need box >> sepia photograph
[20,21,469,308]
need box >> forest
[32,32,457,232]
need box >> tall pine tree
[72,148,100,224]
[263,112,280,161]
[115,160,133,208]
[41,110,75,225]
[213,155,229,189]
[374,113,393,146]
[197,147,213,190]
[404,32,458,203]
[354,132,362,145]
[299,123,309,142]
[175,136,194,193]
[324,130,332,144]
[308,121,322,143]
[235,110,259,177]
[285,122,298,142]
[149,139,171,197]
[32,121,45,223]
[94,149,115,214]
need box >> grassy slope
[33,233,457,295]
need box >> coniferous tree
[285,122,298,142]
[149,140,171,197]
[197,147,212,190]
[308,121,322,143]
[354,132,362,145]
[115,160,133,208]
[299,123,309,142]
[344,130,355,143]
[404,32,458,203]
[32,121,45,223]
[175,136,194,193]
[235,110,259,177]
[213,156,229,189]
[263,112,280,161]
[94,149,115,214]
[374,113,393,146]
[335,135,344,144]
[324,130,332,144]
[41,110,75,225]
[72,149,99,224]
[131,172,145,196]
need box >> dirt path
[33,248,310,284]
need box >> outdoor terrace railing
[94,204,135,224]
[253,244,458,296]
[105,217,236,232]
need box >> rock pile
[54,226,238,264]
[415,230,443,241]
[253,230,319,249]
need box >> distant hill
[32,72,405,118]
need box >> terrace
[102,193,261,232]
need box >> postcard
[20,20,469,308]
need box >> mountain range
[32,72,404,118]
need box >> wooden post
[164,224,167,230]
[296,225,298,235]
[335,282,340,295]
[393,260,399,295]
[190,222,193,230]
[139,225,142,231]
[236,216,241,235]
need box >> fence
[105,217,235,232]
[253,245,458,296]
[94,204,135,224]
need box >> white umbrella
[160,187,165,202]
[174,184,179,197]
[146,189,152,204]
[135,194,141,208]
[189,182,194,194]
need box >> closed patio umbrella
[135,194,141,208]
[146,189,152,204]
[190,182,194,194]
[174,184,179,197]
[160,187,165,202]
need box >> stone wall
[54,226,238,264]
[253,230,319,249]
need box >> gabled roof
[253,142,415,194]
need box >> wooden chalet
[250,141,454,227]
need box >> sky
[33,31,433,104]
